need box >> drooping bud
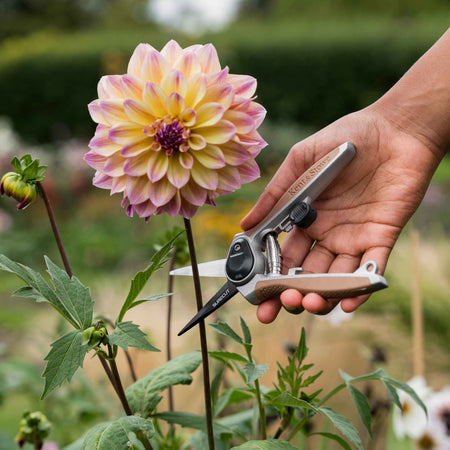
[82,322,108,348]
[0,155,47,210]
[15,411,52,448]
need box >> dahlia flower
[85,40,266,218]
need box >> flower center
[145,117,190,156]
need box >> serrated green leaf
[319,407,363,450]
[209,351,248,363]
[346,384,372,438]
[310,432,352,450]
[109,321,160,352]
[45,256,93,330]
[303,370,323,387]
[22,159,39,181]
[232,440,298,449]
[216,388,254,416]
[154,411,247,441]
[270,391,319,413]
[118,233,183,322]
[82,416,153,450]
[382,375,427,416]
[383,380,402,410]
[240,317,251,344]
[210,321,243,344]
[42,330,87,398]
[244,362,268,384]
[0,255,79,328]
[126,352,202,417]
[11,156,21,172]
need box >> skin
[241,29,450,324]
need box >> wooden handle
[254,275,374,303]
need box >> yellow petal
[188,134,206,150]
[160,69,188,97]
[192,144,225,169]
[147,150,169,182]
[195,102,225,127]
[223,110,255,134]
[180,108,197,127]
[123,99,155,125]
[167,157,190,188]
[166,92,186,117]
[194,120,236,145]
[141,49,171,85]
[143,82,168,118]
[174,51,202,78]
[149,179,177,206]
[120,74,145,101]
[98,75,123,99]
[123,152,149,177]
[195,44,221,73]
[128,43,155,78]
[126,176,151,204]
[99,99,129,125]
[121,137,152,157]
[191,161,218,190]
[185,74,207,108]
[109,122,144,145]
[160,40,183,65]
[201,84,234,109]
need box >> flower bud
[82,325,107,348]
[1,172,38,210]
[15,411,52,448]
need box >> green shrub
[0,17,447,143]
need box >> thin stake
[184,218,215,450]
[411,230,424,377]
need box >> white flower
[393,376,432,439]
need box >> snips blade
[170,259,227,278]
[178,280,238,336]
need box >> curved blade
[170,259,227,278]
[178,281,238,336]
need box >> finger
[280,289,304,314]
[240,154,299,230]
[280,227,313,272]
[302,253,361,314]
[256,298,282,324]
[340,246,391,312]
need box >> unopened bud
[82,325,107,348]
[1,172,38,209]
[15,411,52,448]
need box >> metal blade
[170,259,227,278]
[178,280,238,336]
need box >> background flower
[85,40,266,219]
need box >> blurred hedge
[0,17,447,143]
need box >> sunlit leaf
[109,321,160,352]
[210,321,243,344]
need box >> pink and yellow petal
[194,120,236,145]
[191,161,219,190]
[174,51,202,78]
[192,144,225,169]
[195,44,221,73]
[109,122,144,145]
[128,43,155,78]
[120,75,145,101]
[147,150,169,182]
[180,180,207,206]
[111,175,127,194]
[180,108,197,127]
[220,141,250,166]
[160,40,183,65]
[201,84,234,109]
[185,74,207,108]
[141,49,171,85]
[134,200,157,218]
[238,159,260,184]
[123,152,149,176]
[84,152,107,171]
[179,200,199,219]
[217,166,241,191]
[246,101,266,127]
[92,172,113,189]
[195,102,225,127]
[160,69,188,97]
[99,99,129,125]
[178,151,194,169]
[126,176,151,204]
[98,75,123,99]
[149,179,177,206]
[227,74,257,98]
[143,82,168,118]
[166,92,186,117]
[88,100,109,125]
[89,126,122,156]
[167,158,190,188]
[121,137,153,157]
[103,152,126,177]
[123,99,155,125]
[188,134,206,150]
[223,110,255,134]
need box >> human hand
[241,106,444,323]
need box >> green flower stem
[38,182,73,277]
[285,412,309,441]
[254,379,267,439]
[183,218,215,450]
[107,344,134,416]
[317,383,346,407]
[167,250,177,412]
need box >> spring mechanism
[265,233,282,275]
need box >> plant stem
[254,379,267,439]
[183,218,215,450]
[124,350,138,383]
[167,250,177,412]
[38,182,73,277]
[286,412,309,441]
[98,354,118,389]
[107,345,134,416]
[317,383,346,407]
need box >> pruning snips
[172,142,388,335]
